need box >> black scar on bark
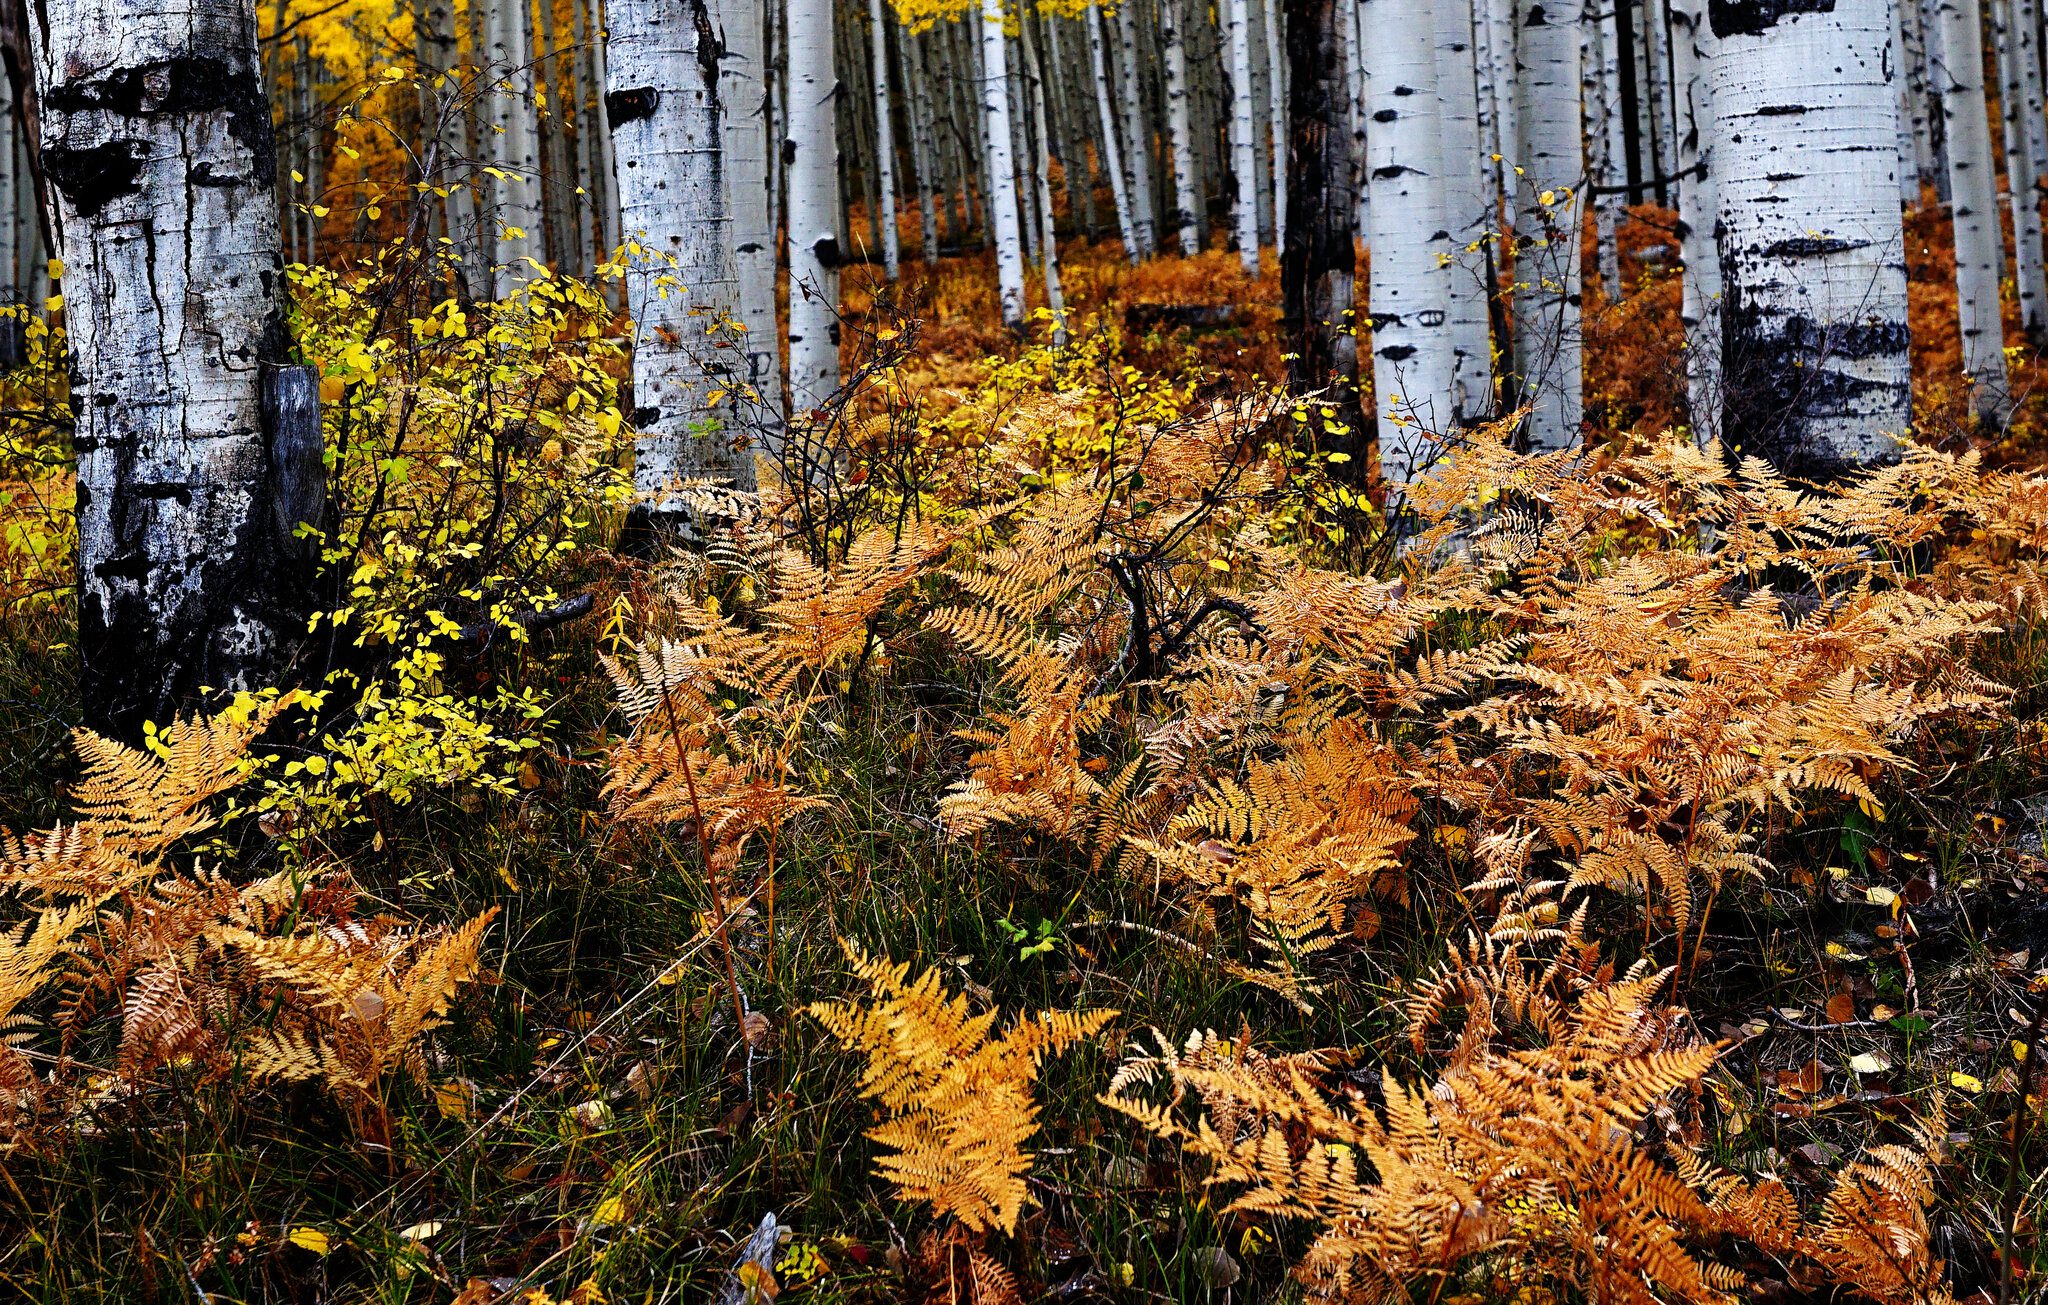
[811,235,842,269]
[1719,252,1909,481]
[43,139,144,218]
[45,57,277,190]
[1710,0,1834,37]
[1379,344,1417,361]
[606,87,659,127]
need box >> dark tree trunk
[1281,0,1362,445]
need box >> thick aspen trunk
[1225,0,1261,272]
[38,0,314,735]
[786,0,842,409]
[1933,0,2010,421]
[1162,0,1204,252]
[1510,0,1583,451]
[1713,0,1911,475]
[978,0,1027,325]
[1436,0,1493,421]
[1364,0,1457,484]
[866,0,901,277]
[1282,0,1360,428]
[715,0,781,417]
[1666,0,1720,445]
[606,0,753,529]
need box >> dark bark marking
[606,86,659,127]
[1710,0,1835,37]
[43,139,143,217]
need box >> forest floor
[0,208,2046,1305]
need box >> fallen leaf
[287,1227,332,1255]
[1847,1052,1891,1075]
[400,1220,443,1242]
[1827,991,1856,1025]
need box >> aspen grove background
[5,0,2048,1297]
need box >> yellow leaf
[46,257,62,280]
[590,1195,630,1227]
[43,295,61,312]
[1208,558,1230,572]
[288,1227,332,1255]
[435,1079,475,1120]
[1951,1071,1984,1093]
[1865,886,1897,907]
[1846,1052,1890,1074]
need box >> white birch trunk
[1161,0,1204,252]
[865,0,902,277]
[1364,0,1458,483]
[1891,0,1921,206]
[979,0,1028,325]
[1087,2,1143,261]
[1510,0,1583,451]
[1116,0,1161,254]
[1994,0,2048,340]
[1898,0,1936,200]
[1260,0,1286,251]
[716,0,782,419]
[786,0,842,410]
[1667,0,1720,445]
[606,0,753,522]
[1933,0,2011,420]
[1225,0,1262,273]
[1713,0,1912,473]
[1437,0,1493,420]
[37,0,311,731]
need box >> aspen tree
[867,0,903,277]
[1116,0,1160,255]
[787,0,844,409]
[1713,0,1911,474]
[978,0,1027,325]
[486,0,547,295]
[1436,0,1493,421]
[1161,0,1204,252]
[717,0,783,409]
[1260,0,1285,251]
[1932,0,2009,421]
[1087,2,1143,261]
[1510,0,1583,452]
[606,0,753,532]
[1363,0,1458,484]
[904,29,943,262]
[1992,0,2047,342]
[1666,0,1719,444]
[1225,0,1262,273]
[1020,17,1066,334]
[36,0,315,734]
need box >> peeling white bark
[1226,0,1262,273]
[1087,2,1142,262]
[37,0,303,732]
[486,0,546,296]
